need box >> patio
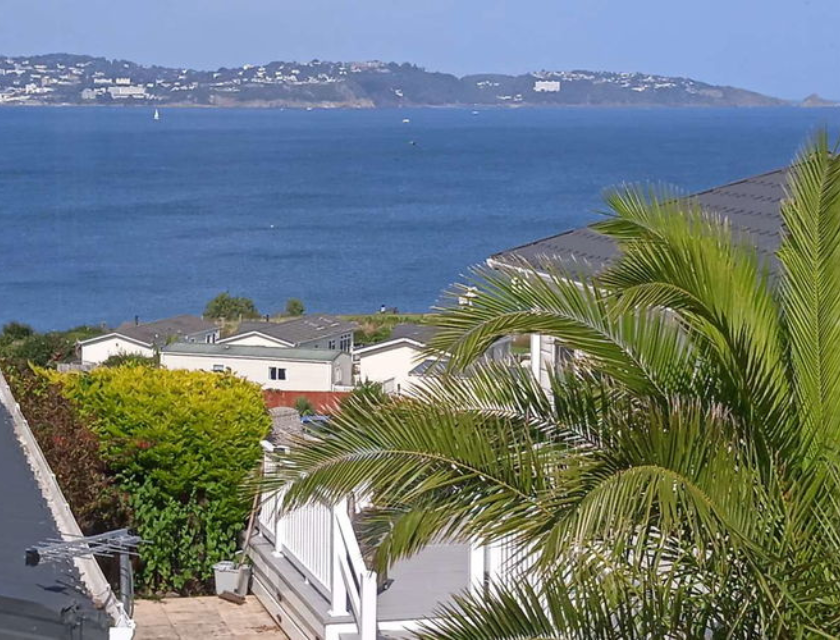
[133,595,289,640]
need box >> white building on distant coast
[533,80,561,93]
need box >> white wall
[80,337,154,365]
[160,352,350,391]
[357,342,425,395]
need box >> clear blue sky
[1,0,836,100]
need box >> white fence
[279,495,334,593]
[258,444,378,639]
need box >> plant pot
[213,561,250,596]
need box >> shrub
[47,366,271,594]
[101,353,157,368]
[1,360,127,533]
[294,396,315,416]
[204,292,260,320]
[285,298,305,316]
[0,324,104,367]
[127,481,242,594]
[1,321,34,344]
[2,332,74,367]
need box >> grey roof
[489,167,789,277]
[161,342,343,362]
[389,323,439,345]
[112,314,217,347]
[0,406,109,638]
[229,315,357,346]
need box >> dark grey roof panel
[0,406,109,638]
[490,167,791,276]
[232,316,357,346]
[115,314,217,346]
[389,324,439,345]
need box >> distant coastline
[2,53,832,109]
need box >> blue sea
[2,106,840,330]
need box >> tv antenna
[26,528,144,617]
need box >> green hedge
[45,366,270,594]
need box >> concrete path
[133,595,289,639]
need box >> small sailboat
[402,118,411,124]
[153,108,160,121]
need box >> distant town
[0,53,829,109]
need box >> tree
[204,292,259,320]
[285,298,305,316]
[270,135,840,637]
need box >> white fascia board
[77,332,153,350]
[354,337,426,356]
[217,332,295,347]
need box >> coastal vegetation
[344,312,431,346]
[0,322,102,367]
[3,363,269,595]
[272,135,840,637]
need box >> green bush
[0,324,104,367]
[1,321,34,344]
[47,366,270,594]
[101,353,157,368]
[204,292,260,320]
[294,396,315,416]
[127,481,241,594]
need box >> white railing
[257,445,280,543]
[275,488,334,594]
[331,500,377,637]
[257,447,379,639]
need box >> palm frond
[778,133,840,464]
[429,266,700,402]
[595,185,792,463]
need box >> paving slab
[134,595,289,639]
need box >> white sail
[153,109,160,121]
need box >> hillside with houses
[0,53,790,108]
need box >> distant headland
[0,53,834,109]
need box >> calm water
[2,106,840,330]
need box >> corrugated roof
[489,167,789,276]
[161,342,343,362]
[113,314,217,347]
[228,315,357,346]
[0,406,109,638]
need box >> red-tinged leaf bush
[2,360,129,533]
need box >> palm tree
[270,135,840,638]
